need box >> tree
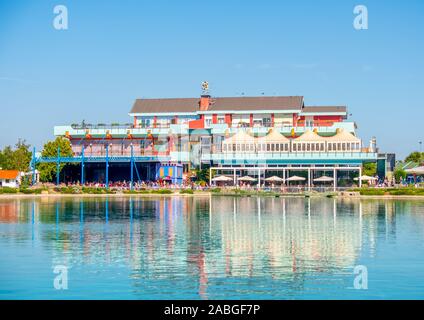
[12,140,32,172]
[363,162,377,177]
[394,168,407,183]
[0,140,32,171]
[404,152,424,164]
[37,137,73,182]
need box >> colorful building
[41,94,385,187]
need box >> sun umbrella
[286,175,306,182]
[237,176,257,182]
[313,175,334,182]
[212,175,233,182]
[265,176,284,182]
[354,175,378,181]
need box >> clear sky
[0,0,423,159]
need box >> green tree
[394,168,407,183]
[0,146,14,169]
[404,152,424,164]
[363,162,377,176]
[12,140,32,172]
[0,140,32,171]
[37,137,73,182]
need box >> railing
[203,152,378,161]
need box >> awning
[405,166,424,175]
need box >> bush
[82,187,105,194]
[55,186,81,194]
[210,188,221,193]
[0,187,18,194]
[151,189,173,194]
[19,188,42,194]
[180,189,194,194]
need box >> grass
[352,187,424,196]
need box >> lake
[0,195,424,299]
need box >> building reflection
[4,196,424,297]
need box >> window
[217,116,225,124]
[223,144,227,152]
[267,144,271,152]
[276,143,279,151]
[293,144,297,151]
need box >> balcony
[54,123,189,138]
[201,151,378,165]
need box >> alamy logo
[353,265,368,289]
[353,5,368,30]
[53,265,68,290]
[53,5,68,30]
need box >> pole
[81,145,85,185]
[130,144,134,191]
[105,144,109,189]
[209,167,212,186]
[258,169,261,189]
[333,168,337,192]
[308,167,311,191]
[32,147,36,186]
[56,146,60,186]
[359,166,362,188]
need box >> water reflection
[0,196,424,299]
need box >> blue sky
[0,0,423,159]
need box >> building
[0,170,21,188]
[45,93,381,187]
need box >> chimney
[199,95,211,111]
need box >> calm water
[0,195,424,300]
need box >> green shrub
[148,189,173,194]
[0,187,18,194]
[210,188,221,193]
[19,188,42,194]
[180,189,194,194]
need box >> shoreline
[1,192,424,200]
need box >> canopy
[223,130,255,144]
[327,129,361,142]
[405,166,424,175]
[265,176,284,182]
[238,176,257,182]
[294,130,326,142]
[313,175,334,182]
[286,175,306,182]
[354,175,378,181]
[257,128,290,143]
[212,175,233,182]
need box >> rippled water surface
[0,196,424,299]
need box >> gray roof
[130,96,304,114]
[208,96,304,111]
[302,106,347,114]
[130,98,199,114]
